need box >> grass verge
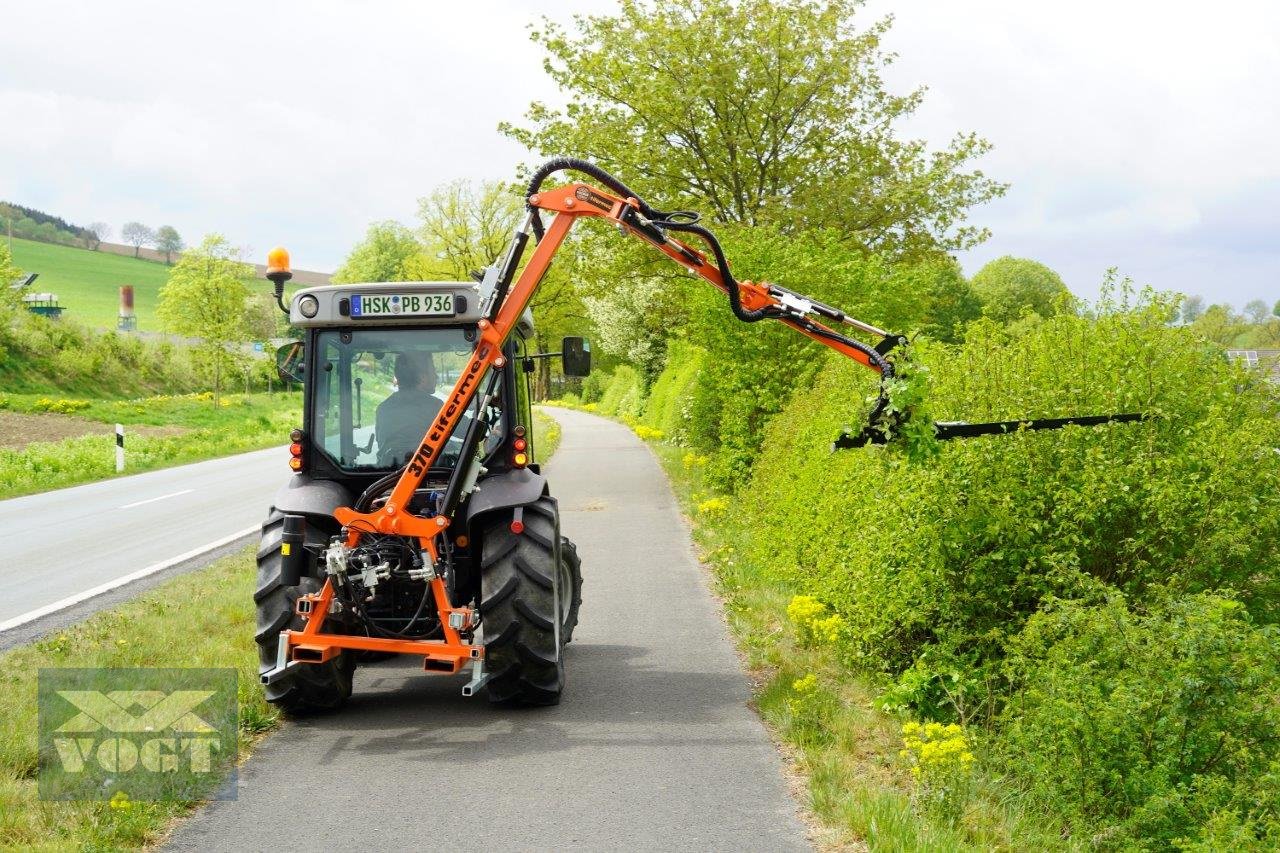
[648,441,1064,851]
[532,407,562,464]
[0,546,276,850]
[0,391,301,500]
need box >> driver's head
[394,352,437,393]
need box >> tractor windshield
[311,327,503,471]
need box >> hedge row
[734,291,1280,847]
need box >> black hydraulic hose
[656,218,780,324]
[525,156,658,241]
[355,468,404,513]
[524,158,778,324]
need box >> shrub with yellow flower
[786,595,845,647]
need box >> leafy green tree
[417,181,522,278]
[13,217,37,238]
[332,221,427,283]
[155,225,184,264]
[1243,298,1269,324]
[0,241,23,309]
[970,256,1070,324]
[502,0,1006,259]
[156,234,254,403]
[1190,303,1242,346]
[904,258,983,343]
[243,292,283,342]
[1180,294,1205,325]
[416,180,591,398]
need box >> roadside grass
[9,237,281,333]
[0,546,276,851]
[0,391,302,500]
[531,407,561,464]
[645,437,1067,850]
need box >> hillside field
[8,237,282,332]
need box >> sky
[1,0,1276,307]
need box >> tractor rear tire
[560,535,583,645]
[255,512,355,714]
[480,498,582,705]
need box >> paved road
[168,408,809,852]
[0,446,285,637]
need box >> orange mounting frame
[282,180,886,673]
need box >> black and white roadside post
[115,424,124,473]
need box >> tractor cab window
[312,327,503,471]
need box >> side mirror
[275,340,305,384]
[562,336,591,377]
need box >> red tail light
[289,428,304,472]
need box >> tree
[156,234,253,403]
[1243,298,1269,325]
[0,241,22,308]
[332,222,428,283]
[86,222,111,250]
[1274,299,1280,319]
[970,256,1071,324]
[122,221,155,258]
[243,292,282,341]
[416,180,590,397]
[417,181,523,278]
[1190,304,1242,347]
[1181,294,1206,325]
[907,258,983,343]
[502,0,1006,260]
[155,225,184,264]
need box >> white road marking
[0,525,259,633]
[119,489,195,509]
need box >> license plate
[350,293,454,318]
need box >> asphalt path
[167,407,810,852]
[0,446,285,646]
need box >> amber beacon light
[267,246,293,313]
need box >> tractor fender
[465,467,549,527]
[271,474,353,520]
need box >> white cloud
[1,0,1276,306]
[862,0,1280,304]
[0,0,613,270]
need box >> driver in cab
[376,352,443,467]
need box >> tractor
[258,157,1144,715]
[260,277,587,711]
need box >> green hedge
[737,289,1280,844]
[640,340,706,442]
[1000,593,1280,849]
[0,307,203,396]
[595,364,646,419]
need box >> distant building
[1227,349,1280,383]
